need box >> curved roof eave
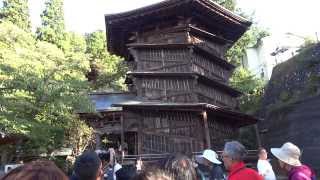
[105,0,250,26]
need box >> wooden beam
[202,111,211,148]
[137,111,143,154]
[254,124,262,147]
[120,113,125,148]
[95,133,101,150]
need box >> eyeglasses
[221,154,230,159]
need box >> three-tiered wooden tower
[105,0,257,154]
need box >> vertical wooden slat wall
[108,2,252,154]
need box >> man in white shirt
[257,148,276,180]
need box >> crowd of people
[0,141,316,180]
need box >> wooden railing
[121,150,259,165]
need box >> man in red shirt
[222,141,263,180]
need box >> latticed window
[193,53,227,81]
[208,119,236,149]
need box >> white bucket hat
[270,142,302,166]
[196,149,221,164]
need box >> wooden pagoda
[100,0,257,155]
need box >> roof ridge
[105,0,250,25]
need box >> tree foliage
[0,1,125,159]
[213,0,270,115]
[213,0,236,11]
[85,30,127,91]
[211,0,270,68]
[227,25,270,67]
[36,0,126,91]
[228,26,268,114]
[0,22,93,157]
[230,67,265,114]
[36,0,66,49]
[230,67,264,149]
[0,0,31,31]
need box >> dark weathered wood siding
[129,47,232,82]
[132,76,237,108]
[102,0,255,155]
[122,109,237,154]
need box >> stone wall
[260,43,320,173]
[262,43,320,111]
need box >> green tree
[64,32,87,54]
[212,0,269,114]
[63,31,88,76]
[230,67,265,114]
[227,25,269,113]
[227,25,270,67]
[36,0,66,49]
[214,0,236,11]
[0,0,31,31]
[210,0,268,148]
[85,30,126,91]
[0,22,93,160]
[210,0,270,67]
[230,68,264,149]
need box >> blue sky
[29,0,320,38]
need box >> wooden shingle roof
[105,0,251,57]
[112,102,258,127]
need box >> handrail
[121,150,258,162]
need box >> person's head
[116,165,137,180]
[95,149,110,167]
[270,142,302,172]
[222,141,247,170]
[2,160,68,180]
[74,151,103,180]
[165,154,197,180]
[132,168,173,180]
[196,149,221,167]
[258,147,268,160]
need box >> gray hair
[223,141,247,161]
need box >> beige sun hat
[270,142,302,166]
